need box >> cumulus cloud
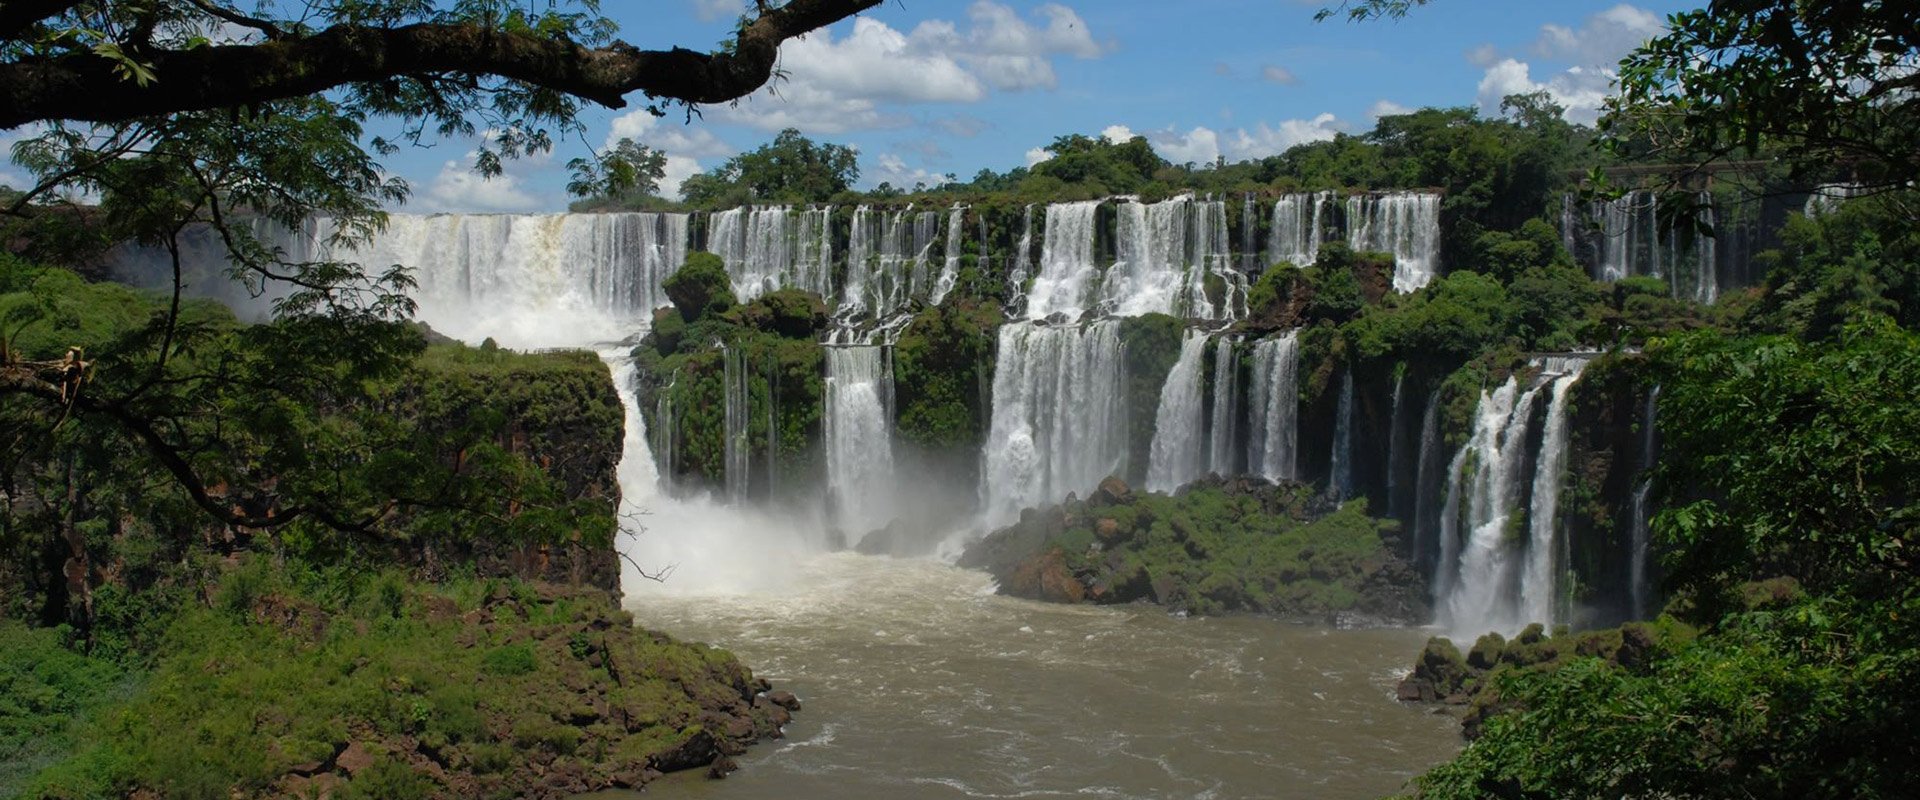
[1260,65,1299,86]
[1476,58,1617,125]
[1473,5,1664,124]
[1533,4,1663,66]
[416,158,544,213]
[867,152,947,190]
[1368,99,1412,120]
[713,2,1105,133]
[1099,116,1345,165]
[1025,146,1052,167]
[1224,114,1345,160]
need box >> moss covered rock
[959,476,1425,622]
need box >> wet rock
[1466,632,1506,670]
[766,690,801,712]
[1092,476,1132,507]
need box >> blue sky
[1,1,1699,212]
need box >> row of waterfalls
[115,197,1678,641]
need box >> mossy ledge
[958,476,1426,624]
[10,564,800,799]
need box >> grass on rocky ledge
[8,560,773,800]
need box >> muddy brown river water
[617,553,1460,800]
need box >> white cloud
[1465,43,1501,68]
[1470,4,1663,125]
[692,0,743,23]
[712,2,1105,133]
[1101,124,1138,144]
[416,157,543,213]
[1533,4,1663,67]
[1260,65,1299,86]
[1476,58,1617,125]
[1024,147,1052,167]
[1224,114,1345,160]
[867,153,946,190]
[1148,126,1221,166]
[605,112,736,159]
[1368,99,1412,120]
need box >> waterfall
[1387,372,1406,517]
[1107,196,1194,318]
[1241,193,1259,274]
[1436,357,1593,637]
[1330,371,1356,500]
[1245,331,1301,482]
[980,321,1127,526]
[723,343,752,504]
[1519,361,1588,628]
[1692,200,1718,305]
[236,213,689,346]
[1804,183,1862,217]
[1574,191,1720,303]
[1194,196,1245,321]
[1411,389,1442,572]
[1346,192,1441,292]
[706,205,834,303]
[653,369,679,495]
[825,345,897,536]
[1024,200,1102,321]
[1146,330,1211,492]
[1437,379,1542,635]
[1007,204,1035,315]
[1269,191,1331,268]
[1207,336,1240,477]
[1629,386,1660,619]
[842,205,937,321]
[928,204,967,307]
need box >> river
[619,552,1460,800]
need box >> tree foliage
[1606,0,1920,194]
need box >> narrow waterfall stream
[1145,330,1210,492]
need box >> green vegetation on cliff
[9,565,791,799]
[961,477,1424,621]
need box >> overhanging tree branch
[0,0,883,129]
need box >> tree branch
[0,0,86,41]
[0,0,882,129]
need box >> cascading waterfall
[1106,196,1192,318]
[1024,201,1103,321]
[1346,192,1441,292]
[1193,196,1246,320]
[652,369,680,495]
[1245,331,1302,482]
[1006,204,1036,315]
[707,205,834,302]
[245,213,688,345]
[1207,336,1240,477]
[928,204,967,307]
[1411,389,1443,572]
[1436,357,1592,637]
[1436,379,1542,635]
[825,345,897,536]
[1386,373,1406,517]
[1270,191,1332,268]
[1519,360,1589,628]
[1629,386,1660,619]
[722,343,753,504]
[1146,330,1212,492]
[980,321,1127,527]
[1569,191,1720,303]
[1330,371,1356,500]
[1804,183,1863,217]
